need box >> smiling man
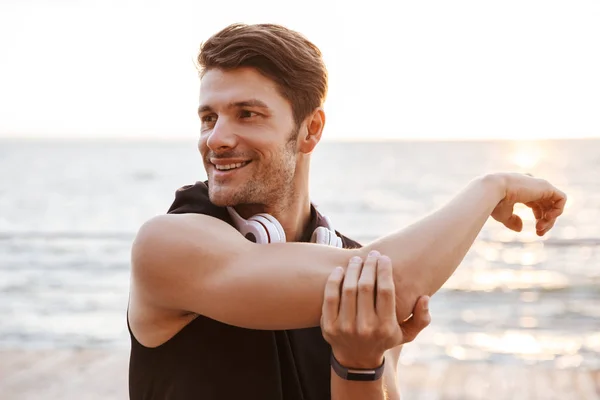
[127,23,567,400]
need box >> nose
[205,118,238,152]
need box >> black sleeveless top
[128,181,361,400]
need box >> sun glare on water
[510,143,543,170]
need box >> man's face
[198,67,299,207]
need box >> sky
[0,0,598,141]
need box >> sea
[1,138,599,370]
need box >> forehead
[199,67,289,109]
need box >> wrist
[330,353,386,381]
[332,351,384,370]
[478,173,507,203]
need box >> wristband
[330,353,385,381]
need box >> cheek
[198,136,208,154]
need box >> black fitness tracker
[330,353,385,381]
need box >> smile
[212,161,251,171]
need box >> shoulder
[133,180,240,275]
[130,213,249,309]
[132,214,216,273]
[132,213,239,265]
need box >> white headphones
[227,206,343,248]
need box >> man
[127,23,566,399]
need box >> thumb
[399,296,431,343]
[504,214,523,232]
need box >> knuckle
[340,323,355,335]
[357,281,374,294]
[421,314,432,327]
[342,285,357,297]
[379,323,397,338]
[357,323,374,338]
[377,284,395,298]
[324,293,338,304]
[327,275,341,285]
[321,321,336,335]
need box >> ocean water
[1,138,599,369]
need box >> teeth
[215,162,247,171]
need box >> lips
[213,160,251,171]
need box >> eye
[239,110,258,119]
[201,114,217,124]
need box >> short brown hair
[197,23,328,127]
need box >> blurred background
[1,0,599,399]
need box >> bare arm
[131,173,565,328]
[381,346,403,400]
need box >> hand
[489,173,567,236]
[320,251,431,369]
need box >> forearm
[363,173,505,319]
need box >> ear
[297,108,325,154]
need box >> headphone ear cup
[227,207,270,244]
[252,214,285,243]
[311,226,330,246]
[257,213,286,243]
[244,221,271,244]
[335,235,343,248]
[311,226,343,248]
[328,230,342,248]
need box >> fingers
[492,200,523,232]
[338,256,363,323]
[530,195,566,236]
[526,202,543,220]
[536,182,567,235]
[399,295,431,343]
[537,218,556,236]
[322,267,344,327]
[357,251,379,321]
[504,214,523,232]
[552,190,567,213]
[375,255,396,321]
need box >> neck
[234,156,313,242]
[274,194,312,243]
[234,191,311,242]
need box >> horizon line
[1,135,599,143]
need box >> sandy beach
[1,349,598,399]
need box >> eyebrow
[197,99,270,115]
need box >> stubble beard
[209,127,299,208]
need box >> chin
[207,185,232,207]
[207,183,241,207]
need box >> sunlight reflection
[445,345,489,361]
[519,317,539,328]
[585,333,600,352]
[467,331,582,358]
[519,291,539,302]
[500,243,546,266]
[509,142,544,171]
[443,269,569,291]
